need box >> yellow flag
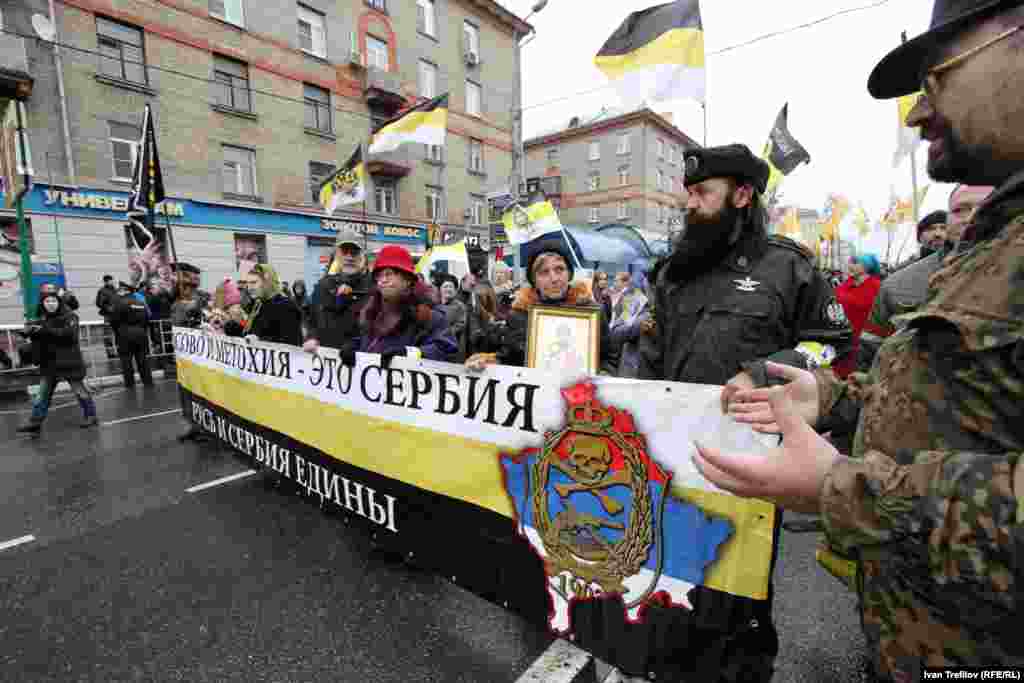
[780,208,801,236]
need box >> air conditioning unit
[463,208,473,219]
[349,51,365,68]
[464,51,479,67]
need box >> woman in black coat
[241,264,303,346]
[17,285,98,434]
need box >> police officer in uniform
[637,144,852,682]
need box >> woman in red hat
[341,245,456,364]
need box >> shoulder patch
[766,235,815,261]
[823,297,848,328]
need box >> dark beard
[665,202,742,282]
[926,113,1007,185]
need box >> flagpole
[900,32,922,226]
[702,103,708,147]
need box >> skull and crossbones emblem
[552,435,631,516]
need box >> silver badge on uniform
[735,277,760,292]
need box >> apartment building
[523,107,699,245]
[0,0,528,324]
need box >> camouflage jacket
[815,171,1024,682]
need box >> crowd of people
[10,0,1023,679]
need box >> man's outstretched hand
[723,361,821,433]
[695,383,840,514]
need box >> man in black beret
[632,143,852,683]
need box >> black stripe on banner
[596,1,702,58]
[180,387,550,623]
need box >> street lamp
[512,0,549,201]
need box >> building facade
[0,0,527,324]
[523,107,699,246]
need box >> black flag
[765,103,811,176]
[128,104,166,217]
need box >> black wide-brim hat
[868,0,1023,99]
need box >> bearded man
[636,143,852,682]
[303,228,374,354]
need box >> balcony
[364,68,406,114]
[0,34,33,100]
[366,144,412,178]
[526,176,561,198]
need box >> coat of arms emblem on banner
[501,382,733,634]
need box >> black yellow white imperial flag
[368,93,449,155]
[594,0,706,108]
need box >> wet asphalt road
[0,380,867,682]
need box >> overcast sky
[506,0,950,257]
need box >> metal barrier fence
[0,318,177,396]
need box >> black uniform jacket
[639,231,852,386]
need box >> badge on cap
[685,155,700,175]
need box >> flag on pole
[318,145,366,216]
[415,239,469,275]
[128,104,165,215]
[853,204,871,238]
[780,207,801,237]
[762,104,811,194]
[892,92,922,168]
[820,194,850,242]
[594,0,706,108]
[368,93,449,155]
[501,194,563,246]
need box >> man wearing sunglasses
[699,2,1024,681]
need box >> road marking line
[0,535,36,552]
[101,408,182,426]
[515,638,595,683]
[186,470,258,493]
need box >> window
[618,166,629,186]
[97,17,146,84]
[309,161,335,203]
[210,0,244,26]
[109,122,140,181]
[213,55,251,112]
[470,194,485,225]
[223,145,258,197]
[426,185,443,221]
[366,34,389,71]
[417,0,436,37]
[589,206,600,223]
[587,173,600,192]
[466,80,482,117]
[419,60,437,99]
[589,140,600,161]
[375,182,397,215]
[657,138,665,160]
[656,169,665,192]
[671,146,680,166]
[297,5,326,58]
[617,133,630,155]
[425,144,444,163]
[366,0,386,10]
[469,138,484,173]
[546,147,559,166]
[304,84,331,133]
[618,202,629,219]
[463,21,479,58]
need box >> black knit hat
[917,210,949,237]
[526,238,575,287]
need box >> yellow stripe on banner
[675,486,775,600]
[177,357,773,600]
[594,27,705,80]
[177,357,514,518]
